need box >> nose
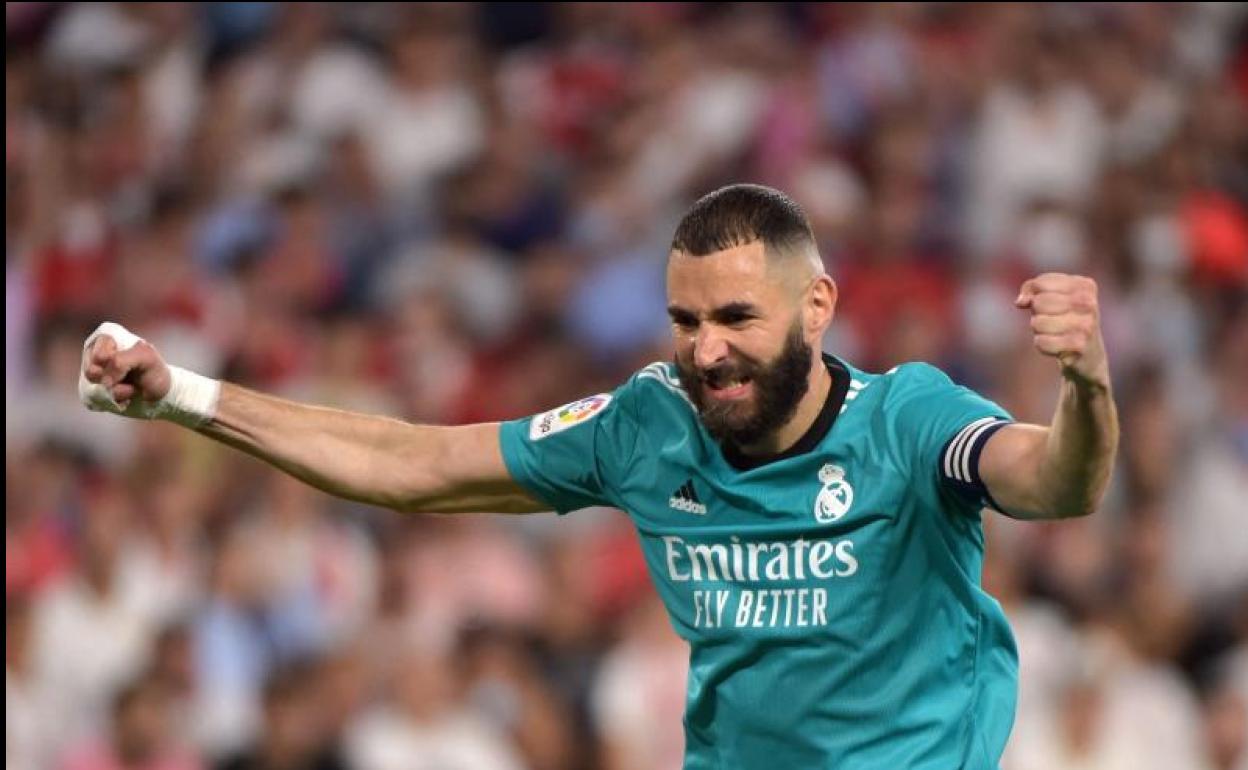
[694,325,730,370]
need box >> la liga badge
[530,394,613,440]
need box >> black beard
[675,324,813,450]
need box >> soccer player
[80,184,1119,769]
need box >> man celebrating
[81,184,1119,769]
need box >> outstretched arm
[978,274,1120,519]
[202,384,544,513]
[80,324,545,514]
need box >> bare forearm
[1037,376,1119,518]
[79,325,539,513]
[987,272,1120,519]
[196,383,440,508]
[196,383,537,513]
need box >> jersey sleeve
[889,363,1014,513]
[498,381,642,515]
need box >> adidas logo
[669,480,707,515]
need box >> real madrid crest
[814,464,853,523]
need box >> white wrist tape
[160,365,222,427]
[79,322,220,427]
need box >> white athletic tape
[160,365,221,427]
[79,322,220,427]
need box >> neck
[739,356,832,456]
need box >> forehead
[667,241,783,309]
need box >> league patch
[529,394,613,441]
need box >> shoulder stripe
[637,370,694,409]
[641,362,686,390]
[641,362,688,391]
[657,370,683,391]
[639,362,666,381]
[841,378,870,411]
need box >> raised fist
[1015,273,1109,388]
[79,323,172,416]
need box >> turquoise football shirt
[500,355,1018,769]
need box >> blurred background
[5,3,1247,769]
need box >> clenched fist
[81,325,172,412]
[1015,273,1109,388]
[79,322,219,426]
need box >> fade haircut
[670,184,817,260]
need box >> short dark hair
[670,184,815,258]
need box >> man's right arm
[80,325,546,515]
[202,383,546,514]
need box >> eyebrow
[667,302,762,324]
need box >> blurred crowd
[5,3,1247,770]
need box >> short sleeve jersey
[500,356,1018,770]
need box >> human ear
[805,275,837,336]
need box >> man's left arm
[979,273,1120,519]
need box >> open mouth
[704,374,753,400]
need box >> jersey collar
[720,353,851,472]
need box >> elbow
[1047,502,1099,519]
[1033,462,1114,520]
[389,472,475,515]
[1042,486,1109,520]
[390,486,446,515]
[386,430,461,514]
[1012,500,1094,520]
[373,468,449,515]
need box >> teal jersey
[500,356,1018,769]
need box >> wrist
[1061,360,1111,396]
[157,366,221,427]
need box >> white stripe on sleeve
[943,417,996,482]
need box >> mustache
[672,324,812,448]
[690,356,761,388]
